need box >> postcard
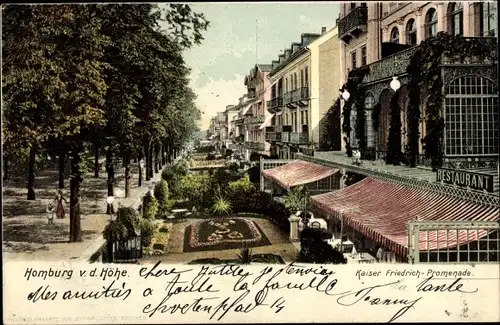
[2,1,499,324]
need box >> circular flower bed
[183,217,271,252]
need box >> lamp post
[106,195,115,217]
[390,76,401,92]
[138,159,145,187]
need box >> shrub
[140,218,157,247]
[211,194,232,216]
[143,192,158,219]
[178,173,212,207]
[299,228,346,264]
[282,186,307,214]
[154,179,169,218]
[103,207,142,243]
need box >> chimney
[321,27,327,35]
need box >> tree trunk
[94,145,99,178]
[58,153,65,189]
[154,144,160,173]
[3,154,8,181]
[148,145,154,179]
[124,153,131,198]
[145,144,151,181]
[161,145,166,166]
[138,150,143,186]
[105,149,114,199]
[27,146,36,200]
[69,148,83,242]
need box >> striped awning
[262,160,339,189]
[310,177,499,256]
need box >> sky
[182,2,340,130]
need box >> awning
[310,177,499,256]
[241,103,252,115]
[259,114,275,130]
[262,160,339,189]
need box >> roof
[257,64,272,72]
[262,160,339,189]
[310,177,499,257]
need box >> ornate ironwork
[363,46,418,84]
[283,92,292,105]
[291,88,301,102]
[290,132,309,144]
[296,153,499,208]
[442,66,498,89]
[282,132,290,143]
[338,5,368,42]
[269,97,283,111]
[300,86,309,100]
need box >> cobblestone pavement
[3,159,162,261]
[141,217,299,264]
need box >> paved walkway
[3,158,165,261]
[141,216,299,264]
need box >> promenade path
[3,159,163,261]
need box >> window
[351,51,357,70]
[391,27,400,43]
[305,110,308,125]
[285,113,289,125]
[285,77,288,92]
[364,94,376,147]
[444,76,498,156]
[361,46,367,66]
[300,70,304,88]
[426,8,438,38]
[406,19,417,45]
[304,67,309,87]
[294,73,298,89]
[300,111,304,125]
[350,3,356,11]
[480,2,497,37]
[449,2,464,36]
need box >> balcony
[266,132,276,142]
[290,132,309,144]
[338,5,367,43]
[244,141,265,151]
[268,97,283,112]
[363,46,418,84]
[283,92,292,105]
[281,132,290,143]
[275,125,283,133]
[234,135,244,143]
[249,115,265,124]
[234,118,244,125]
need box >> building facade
[338,2,498,169]
[242,64,273,159]
[308,26,345,152]
[266,32,322,159]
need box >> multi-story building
[242,64,274,159]
[307,26,344,152]
[230,94,257,160]
[266,32,322,159]
[338,2,498,168]
[223,105,239,149]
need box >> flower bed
[183,217,271,252]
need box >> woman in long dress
[53,190,68,219]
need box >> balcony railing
[244,141,265,151]
[249,115,265,124]
[282,132,290,143]
[269,97,283,111]
[300,86,309,100]
[291,88,301,102]
[266,132,276,142]
[266,126,275,133]
[275,132,282,142]
[283,92,292,105]
[290,132,309,144]
[275,125,283,133]
[338,5,368,43]
[363,46,419,84]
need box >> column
[463,2,471,37]
[289,215,301,241]
[415,10,423,44]
[436,3,446,33]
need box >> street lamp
[390,76,401,92]
[106,195,115,216]
[138,159,145,187]
[341,89,351,101]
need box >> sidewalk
[78,171,163,262]
[3,157,170,261]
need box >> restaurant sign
[436,168,494,192]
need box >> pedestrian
[53,190,68,219]
[46,203,55,225]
